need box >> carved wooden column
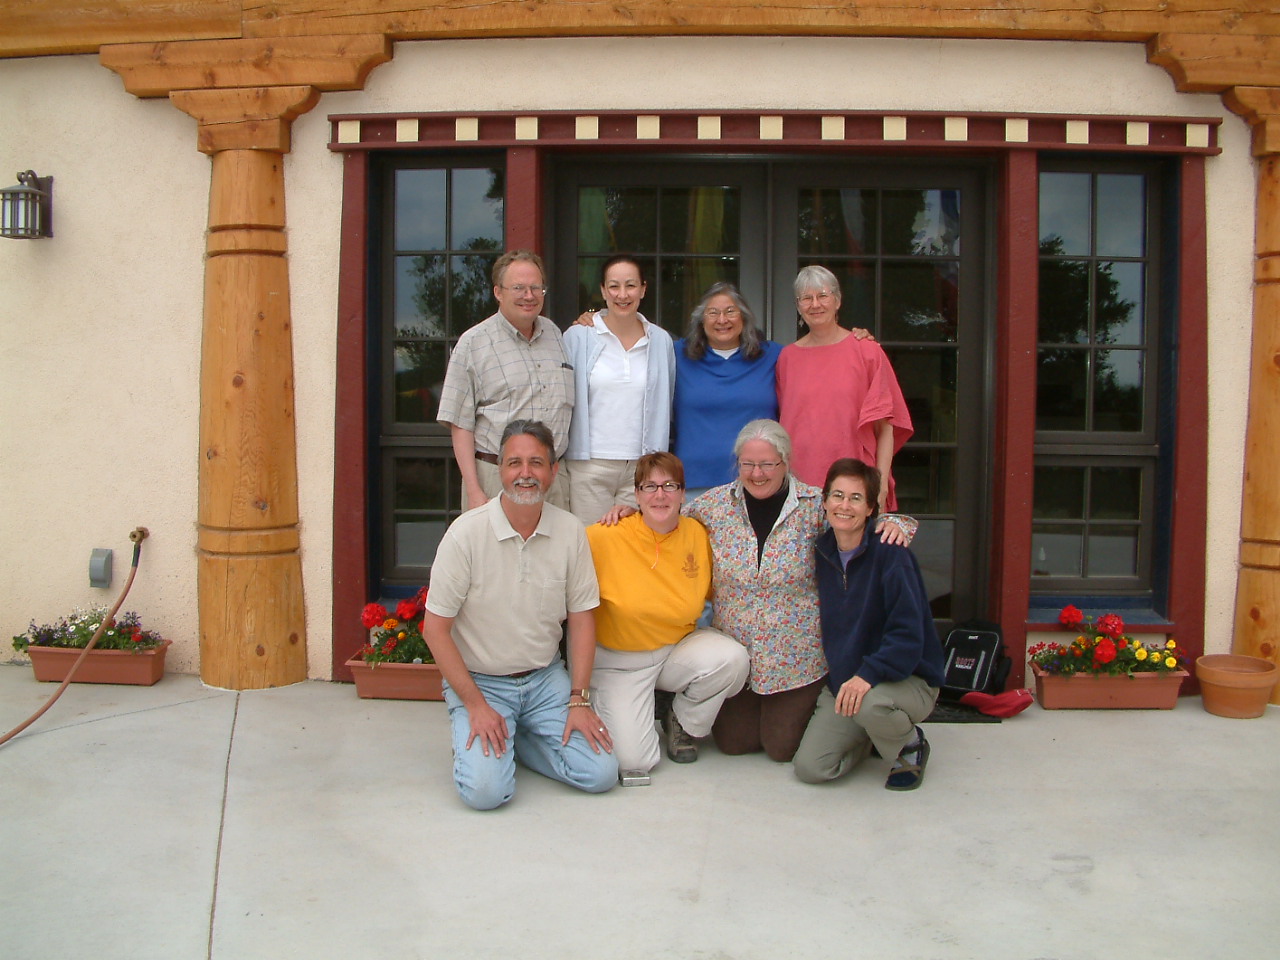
[1225,87,1280,701]
[102,37,390,688]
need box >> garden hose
[0,527,149,749]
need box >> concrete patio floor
[1,662,1276,960]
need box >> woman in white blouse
[563,255,676,524]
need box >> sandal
[885,727,930,791]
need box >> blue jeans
[442,660,618,810]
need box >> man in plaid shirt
[437,250,575,511]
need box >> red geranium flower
[1093,637,1117,664]
[395,599,419,621]
[1058,604,1084,627]
[360,602,389,629]
[1096,613,1125,638]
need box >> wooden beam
[0,1,239,57]
[1148,33,1280,93]
[100,34,391,98]
[1225,87,1280,156]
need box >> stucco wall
[1,36,1253,683]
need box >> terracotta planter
[1031,664,1188,710]
[25,640,171,686]
[345,656,444,701]
[1195,655,1278,719]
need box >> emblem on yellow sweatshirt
[682,553,700,579]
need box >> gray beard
[503,485,545,506]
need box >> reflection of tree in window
[1037,236,1140,432]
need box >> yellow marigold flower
[383,618,398,629]
[1077,635,1086,644]
[1135,648,1148,661]
[397,631,406,640]
[1165,657,1178,669]
[1165,639,1177,649]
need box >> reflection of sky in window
[1096,174,1144,257]
[393,257,445,337]
[394,169,446,251]
[1039,172,1090,254]
[1099,262,1143,345]
[1097,349,1142,390]
[912,190,960,256]
[451,168,503,248]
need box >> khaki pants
[565,457,639,525]
[793,676,938,783]
[592,628,749,773]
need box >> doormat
[923,700,1002,723]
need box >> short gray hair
[794,265,841,301]
[500,419,555,460]
[732,419,792,465]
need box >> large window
[1032,163,1164,598]
[375,156,505,589]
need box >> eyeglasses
[501,284,546,296]
[637,481,683,493]
[796,291,834,306]
[738,460,783,473]
[703,307,741,320]
[825,490,866,503]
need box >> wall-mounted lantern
[0,171,53,239]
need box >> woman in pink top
[776,265,913,512]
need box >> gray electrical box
[90,548,112,588]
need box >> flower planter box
[345,656,444,701]
[1031,664,1188,710]
[25,640,171,686]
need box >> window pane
[1091,466,1142,520]
[893,448,954,515]
[394,169,446,250]
[450,168,504,248]
[1096,174,1145,258]
[911,518,954,618]
[449,253,500,334]
[1032,524,1083,577]
[798,188,877,255]
[1093,349,1143,432]
[1096,262,1144,346]
[1038,259,1090,344]
[392,343,447,423]
[660,187,740,253]
[882,189,960,256]
[889,347,957,443]
[881,261,958,342]
[1039,172,1091,256]
[1086,526,1139,577]
[1036,348,1088,431]
[1034,466,1086,519]
[578,187,657,252]
[393,458,456,566]
[659,257,738,336]
[395,255,446,337]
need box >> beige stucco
[1,36,1254,679]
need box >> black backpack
[940,619,1011,699]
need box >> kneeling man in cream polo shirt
[423,419,618,810]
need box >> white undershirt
[588,316,649,459]
[711,346,739,359]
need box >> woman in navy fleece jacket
[793,458,946,791]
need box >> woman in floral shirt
[684,419,914,762]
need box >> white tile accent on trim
[698,116,722,140]
[336,120,361,144]
[1186,123,1211,149]
[1065,120,1090,144]
[1005,118,1029,142]
[883,116,907,141]
[636,115,661,139]
[759,116,784,140]
[821,116,845,141]
[395,118,419,143]
[576,116,599,140]
[1126,121,1150,146]
[944,116,968,141]
[455,117,479,141]
[514,116,539,140]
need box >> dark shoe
[885,727,929,791]
[662,701,698,763]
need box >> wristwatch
[569,688,591,705]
